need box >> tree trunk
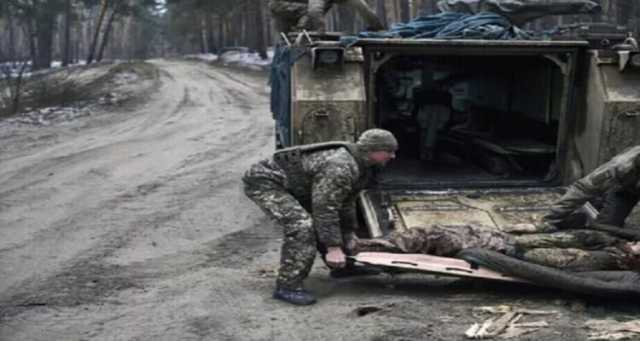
[25,22,38,69]
[6,5,16,63]
[199,14,207,53]
[87,0,109,64]
[384,0,397,26]
[206,13,216,53]
[240,6,248,48]
[97,4,120,62]
[63,0,72,66]
[218,15,224,49]
[225,17,233,46]
[35,14,55,69]
[399,0,410,22]
[265,3,272,45]
[255,2,268,59]
[376,0,387,28]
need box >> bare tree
[0,49,30,116]
[254,2,268,59]
[96,1,124,62]
[87,0,109,64]
[62,0,72,66]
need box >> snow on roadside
[0,60,91,80]
[184,49,274,71]
[0,106,91,128]
[218,49,273,71]
[185,53,219,63]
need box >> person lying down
[350,223,640,272]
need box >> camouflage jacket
[546,145,640,224]
[244,146,370,247]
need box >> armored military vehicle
[269,17,640,289]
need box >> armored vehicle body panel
[273,31,640,241]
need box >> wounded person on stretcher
[350,223,640,272]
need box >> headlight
[312,47,344,70]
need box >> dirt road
[1,60,639,341]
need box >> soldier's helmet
[356,129,398,152]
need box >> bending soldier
[243,129,398,305]
[269,0,385,33]
[545,146,640,228]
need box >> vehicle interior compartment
[373,54,564,188]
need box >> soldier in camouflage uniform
[268,0,384,34]
[545,145,640,228]
[243,129,398,305]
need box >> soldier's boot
[273,287,317,305]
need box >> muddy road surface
[1,60,639,341]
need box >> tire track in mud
[202,221,280,269]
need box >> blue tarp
[269,46,307,147]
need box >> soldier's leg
[520,247,620,272]
[340,0,385,30]
[514,230,620,251]
[596,189,640,227]
[244,180,317,290]
[269,0,308,33]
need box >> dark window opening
[373,54,563,188]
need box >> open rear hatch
[359,39,587,188]
[350,39,582,280]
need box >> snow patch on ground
[218,49,274,71]
[112,72,140,86]
[185,53,219,62]
[0,106,91,128]
[184,49,274,71]
[0,60,91,79]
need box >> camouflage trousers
[243,177,317,290]
[269,0,308,34]
[513,230,625,271]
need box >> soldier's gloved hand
[542,211,567,226]
[326,246,346,268]
[542,210,569,228]
[544,210,588,229]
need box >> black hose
[457,248,640,297]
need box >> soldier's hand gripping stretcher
[325,246,347,268]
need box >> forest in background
[0,0,639,70]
